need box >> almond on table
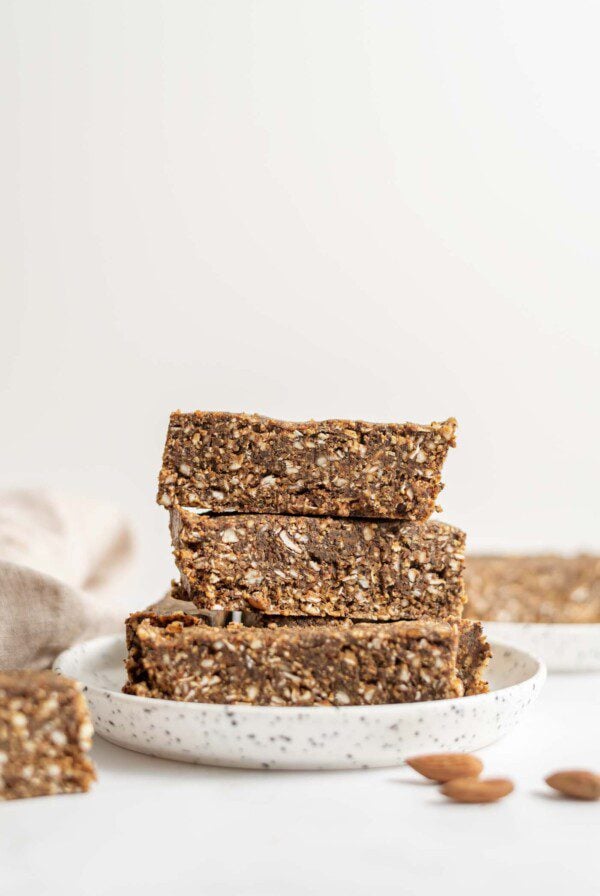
[406,753,483,783]
[440,777,514,804]
[546,770,600,801]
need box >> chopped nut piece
[220,528,239,544]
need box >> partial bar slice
[466,554,600,623]
[124,612,467,706]
[0,671,96,801]
[170,507,466,620]
[456,620,490,696]
[158,411,457,520]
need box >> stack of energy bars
[123,411,490,705]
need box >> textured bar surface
[124,613,465,705]
[0,671,96,801]
[234,616,489,697]
[466,554,600,623]
[145,593,489,697]
[456,620,490,696]
[170,507,466,619]
[158,411,457,520]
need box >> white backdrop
[2,1,599,610]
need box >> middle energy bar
[170,507,466,620]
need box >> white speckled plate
[481,622,600,672]
[54,636,545,770]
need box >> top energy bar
[157,411,456,520]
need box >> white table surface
[2,672,599,896]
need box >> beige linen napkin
[0,489,135,669]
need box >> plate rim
[53,633,547,716]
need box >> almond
[406,753,483,783]
[545,770,600,801]
[440,777,514,804]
